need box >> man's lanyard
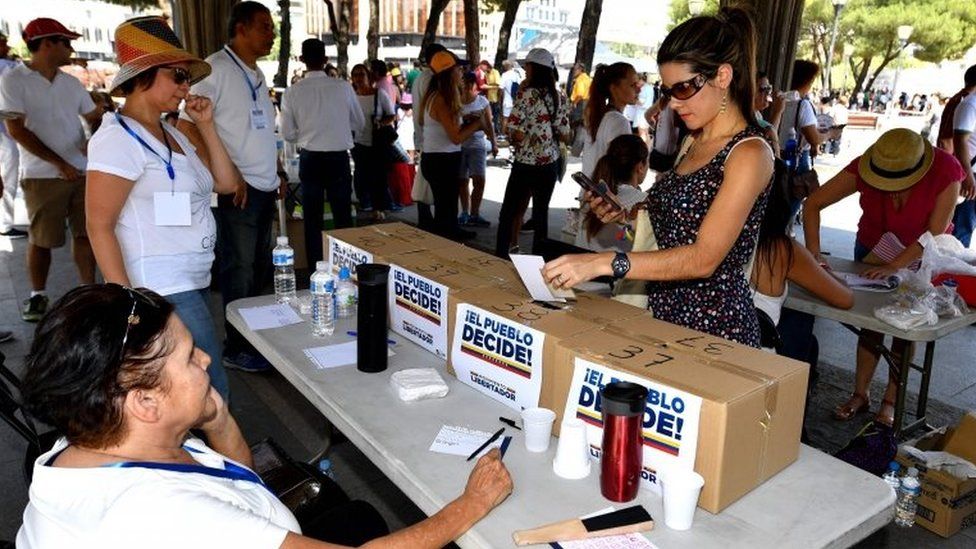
[105,445,267,488]
[224,46,262,102]
[115,113,175,191]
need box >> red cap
[22,18,82,43]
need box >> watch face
[612,254,630,277]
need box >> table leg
[891,338,913,435]
[914,342,935,426]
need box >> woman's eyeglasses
[162,66,192,86]
[660,74,708,102]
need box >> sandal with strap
[874,399,896,427]
[833,393,870,421]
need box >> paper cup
[552,418,591,479]
[662,468,705,530]
[521,407,556,453]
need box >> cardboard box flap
[391,251,489,290]
[372,222,461,251]
[943,412,976,466]
[565,291,647,326]
[459,287,594,338]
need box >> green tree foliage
[667,0,719,30]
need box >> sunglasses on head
[108,283,160,362]
[660,73,708,102]
[162,66,191,85]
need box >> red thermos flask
[600,381,648,502]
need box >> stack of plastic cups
[552,418,591,479]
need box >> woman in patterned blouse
[494,48,571,257]
[543,8,775,347]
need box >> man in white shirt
[499,60,525,134]
[0,32,25,239]
[951,87,976,246]
[178,1,282,372]
[0,18,101,322]
[280,39,364,266]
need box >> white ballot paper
[510,254,575,302]
[552,508,658,549]
[238,303,303,331]
[429,425,507,457]
[837,271,900,292]
[304,340,394,370]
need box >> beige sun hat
[110,16,210,97]
[857,128,934,192]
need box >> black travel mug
[356,263,391,373]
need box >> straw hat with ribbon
[110,16,210,97]
[857,128,934,192]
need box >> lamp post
[892,25,913,106]
[688,0,705,17]
[824,0,848,93]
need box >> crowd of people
[2,1,976,546]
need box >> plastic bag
[918,232,976,281]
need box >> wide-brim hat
[110,16,210,97]
[858,128,934,192]
[525,48,556,70]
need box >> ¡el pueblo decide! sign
[451,303,545,411]
[564,357,703,495]
[389,264,449,358]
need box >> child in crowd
[458,71,497,227]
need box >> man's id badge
[250,107,268,130]
[154,192,192,226]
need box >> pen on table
[346,330,396,345]
[499,416,522,430]
[467,427,505,462]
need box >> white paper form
[551,508,658,549]
[837,271,899,292]
[238,303,303,331]
[429,425,510,458]
[304,340,395,370]
[510,254,575,302]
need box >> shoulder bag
[789,99,820,200]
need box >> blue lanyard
[105,445,267,488]
[224,46,262,102]
[115,113,176,187]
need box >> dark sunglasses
[110,284,159,361]
[660,74,708,101]
[162,66,192,85]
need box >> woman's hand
[861,264,898,280]
[196,388,231,435]
[542,253,607,289]
[183,95,213,126]
[583,191,627,224]
[462,449,513,513]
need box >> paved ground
[2,116,976,546]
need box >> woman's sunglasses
[660,74,708,101]
[162,66,192,86]
[108,283,159,361]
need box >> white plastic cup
[661,468,705,530]
[521,407,556,453]
[552,418,591,479]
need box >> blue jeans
[167,288,229,401]
[216,186,276,357]
[952,199,976,247]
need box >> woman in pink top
[803,128,965,425]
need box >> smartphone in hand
[571,171,623,211]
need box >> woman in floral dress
[543,8,775,347]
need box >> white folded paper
[390,368,449,401]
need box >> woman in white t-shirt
[351,63,397,220]
[458,70,498,228]
[18,284,513,548]
[581,62,639,178]
[86,17,240,400]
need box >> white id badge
[250,108,268,130]
[154,192,192,226]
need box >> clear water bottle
[784,128,798,170]
[882,461,901,492]
[894,467,921,527]
[310,261,336,337]
[272,236,297,304]
[336,266,357,318]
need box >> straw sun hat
[110,16,210,97]
[857,128,934,192]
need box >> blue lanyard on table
[115,113,176,190]
[105,445,267,488]
[224,46,262,102]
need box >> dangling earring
[719,90,728,114]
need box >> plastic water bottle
[273,236,297,304]
[310,261,336,337]
[317,458,336,481]
[336,266,357,318]
[894,467,921,527]
[882,461,901,492]
[784,128,798,170]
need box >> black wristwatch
[611,252,631,279]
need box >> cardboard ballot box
[370,222,461,253]
[388,251,495,360]
[564,291,647,326]
[552,326,807,514]
[897,413,976,538]
[431,245,524,287]
[448,287,599,413]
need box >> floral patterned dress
[645,126,772,347]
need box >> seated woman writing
[17,284,512,548]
